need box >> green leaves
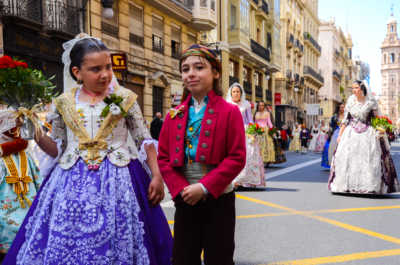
[101,93,127,118]
[0,58,59,109]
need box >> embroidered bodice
[255,112,273,128]
[342,95,378,125]
[48,86,151,169]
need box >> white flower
[109,103,121,115]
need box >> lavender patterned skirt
[3,159,173,265]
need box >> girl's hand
[182,183,206,206]
[148,176,165,206]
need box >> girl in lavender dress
[4,35,172,265]
[226,83,265,188]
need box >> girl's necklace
[82,87,107,105]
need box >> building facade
[86,0,217,120]
[274,0,305,128]
[380,13,400,124]
[205,0,280,110]
[318,19,354,120]
[302,0,323,128]
[0,0,86,92]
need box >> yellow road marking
[166,203,400,225]
[266,248,400,265]
[236,194,400,246]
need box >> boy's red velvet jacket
[157,90,246,199]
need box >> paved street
[161,143,400,265]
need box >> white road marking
[266,158,321,179]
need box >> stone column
[250,67,255,103]
[238,56,244,84]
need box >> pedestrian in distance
[300,124,309,154]
[150,111,163,140]
[158,44,246,265]
[4,34,173,265]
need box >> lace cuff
[137,139,158,177]
[37,138,63,178]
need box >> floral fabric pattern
[0,152,42,253]
[16,159,150,265]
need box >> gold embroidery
[3,151,32,208]
[54,85,137,167]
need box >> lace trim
[138,139,158,176]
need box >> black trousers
[173,191,236,265]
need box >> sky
[318,0,399,95]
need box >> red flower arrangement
[372,116,394,133]
[246,122,265,135]
[0,55,57,109]
[0,55,28,69]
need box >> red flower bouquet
[246,123,265,135]
[0,55,58,109]
[372,116,394,133]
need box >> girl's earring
[77,79,83,85]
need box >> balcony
[303,65,324,85]
[0,0,81,36]
[243,81,252,95]
[146,0,192,24]
[251,39,270,62]
[152,35,164,54]
[303,32,321,54]
[261,0,269,15]
[287,34,294,48]
[187,0,217,31]
[102,22,119,39]
[333,70,342,81]
[256,85,263,98]
[266,89,272,101]
[229,76,239,86]
[286,70,292,80]
[130,33,144,47]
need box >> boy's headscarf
[179,44,221,73]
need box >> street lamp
[101,0,114,19]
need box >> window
[200,0,207,7]
[384,54,387,64]
[254,72,259,86]
[102,0,119,38]
[391,25,394,32]
[211,0,216,11]
[129,5,144,46]
[230,4,236,29]
[187,33,197,48]
[240,0,249,34]
[171,26,181,59]
[229,61,235,76]
[257,28,261,43]
[153,86,164,116]
[152,16,164,54]
[267,32,272,49]
[390,53,395,63]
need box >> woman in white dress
[314,120,329,152]
[328,80,399,194]
[226,83,265,188]
[308,122,319,151]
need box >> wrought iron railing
[243,81,252,95]
[304,65,324,84]
[256,85,263,98]
[266,89,272,101]
[261,0,268,14]
[229,76,239,86]
[130,33,144,47]
[333,70,342,80]
[294,73,300,82]
[46,0,81,35]
[102,22,119,39]
[0,0,42,24]
[303,32,321,53]
[250,39,270,62]
[286,70,292,80]
[152,35,164,54]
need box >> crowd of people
[0,34,399,265]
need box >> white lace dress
[328,95,399,194]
